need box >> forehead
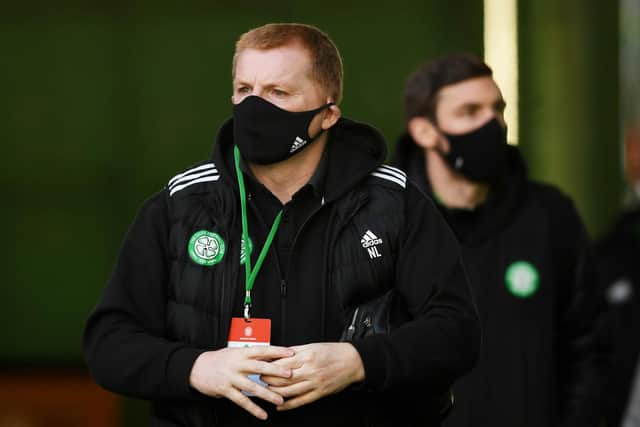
[233,43,313,84]
[437,76,503,109]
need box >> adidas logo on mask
[290,136,307,153]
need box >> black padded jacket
[83,118,480,427]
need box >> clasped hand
[189,342,364,420]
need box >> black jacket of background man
[595,207,640,426]
[83,118,480,427]
[394,134,608,427]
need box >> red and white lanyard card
[227,317,271,394]
[227,317,271,347]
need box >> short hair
[233,23,344,104]
[404,53,492,123]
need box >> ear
[321,103,342,130]
[408,117,439,150]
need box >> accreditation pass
[227,317,272,395]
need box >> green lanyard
[233,145,283,320]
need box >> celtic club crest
[505,260,539,298]
[188,231,226,266]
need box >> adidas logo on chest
[361,230,383,259]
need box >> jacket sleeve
[351,182,481,394]
[550,193,609,427]
[82,191,206,400]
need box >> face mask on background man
[439,117,508,183]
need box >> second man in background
[394,53,608,427]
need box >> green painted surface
[519,0,622,237]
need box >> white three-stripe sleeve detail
[169,175,220,196]
[168,163,216,187]
[370,172,406,188]
[169,169,219,190]
[378,165,407,181]
[378,164,406,175]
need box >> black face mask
[440,117,508,183]
[233,95,333,165]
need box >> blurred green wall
[519,0,622,236]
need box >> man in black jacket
[394,53,607,427]
[595,139,640,426]
[596,205,640,426]
[83,24,480,426]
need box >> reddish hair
[233,23,343,103]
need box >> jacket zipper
[280,278,287,344]
[244,193,289,344]
[287,191,369,339]
[345,307,359,341]
[274,200,330,343]
[326,191,369,328]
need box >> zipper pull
[280,279,287,297]
[346,307,359,341]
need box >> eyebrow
[233,79,294,91]
[232,79,252,88]
[455,101,482,111]
[455,97,506,111]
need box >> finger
[243,360,292,379]
[262,365,304,387]
[276,389,321,411]
[270,355,303,369]
[269,379,313,398]
[246,345,295,360]
[225,387,269,420]
[234,377,285,406]
[260,375,296,387]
